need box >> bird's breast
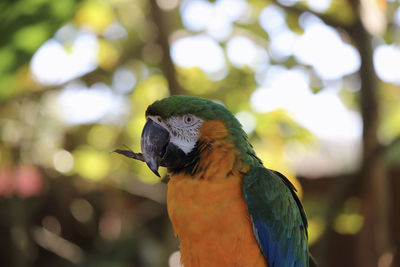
[167,173,267,267]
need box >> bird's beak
[141,118,170,177]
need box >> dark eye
[184,115,193,124]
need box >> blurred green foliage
[0,0,80,99]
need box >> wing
[242,166,309,267]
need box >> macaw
[117,95,315,267]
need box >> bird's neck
[168,120,249,181]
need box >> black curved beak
[141,118,170,177]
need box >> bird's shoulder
[242,166,309,267]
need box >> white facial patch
[149,115,203,154]
[170,136,197,154]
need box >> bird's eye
[183,115,194,125]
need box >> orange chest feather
[166,121,267,267]
[167,175,266,267]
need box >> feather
[243,167,309,267]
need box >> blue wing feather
[243,167,309,267]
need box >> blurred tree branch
[352,20,393,267]
[149,0,182,95]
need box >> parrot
[116,95,315,267]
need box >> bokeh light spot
[250,68,362,140]
[14,165,43,198]
[171,35,226,75]
[87,125,116,150]
[74,0,115,33]
[308,217,325,245]
[294,22,360,80]
[259,5,286,35]
[334,213,364,235]
[235,111,256,134]
[112,67,137,93]
[70,198,94,223]
[157,0,180,11]
[226,36,269,69]
[56,82,128,125]
[307,0,331,12]
[99,213,122,240]
[53,150,74,173]
[97,39,119,71]
[42,216,62,235]
[181,0,247,40]
[133,75,170,110]
[177,67,218,94]
[50,0,75,19]
[30,31,98,85]
[13,23,50,53]
[73,149,110,180]
[374,44,400,84]
[103,21,128,40]
[395,7,400,26]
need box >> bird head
[140,95,256,177]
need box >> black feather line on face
[167,141,204,176]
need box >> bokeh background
[1,0,400,266]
